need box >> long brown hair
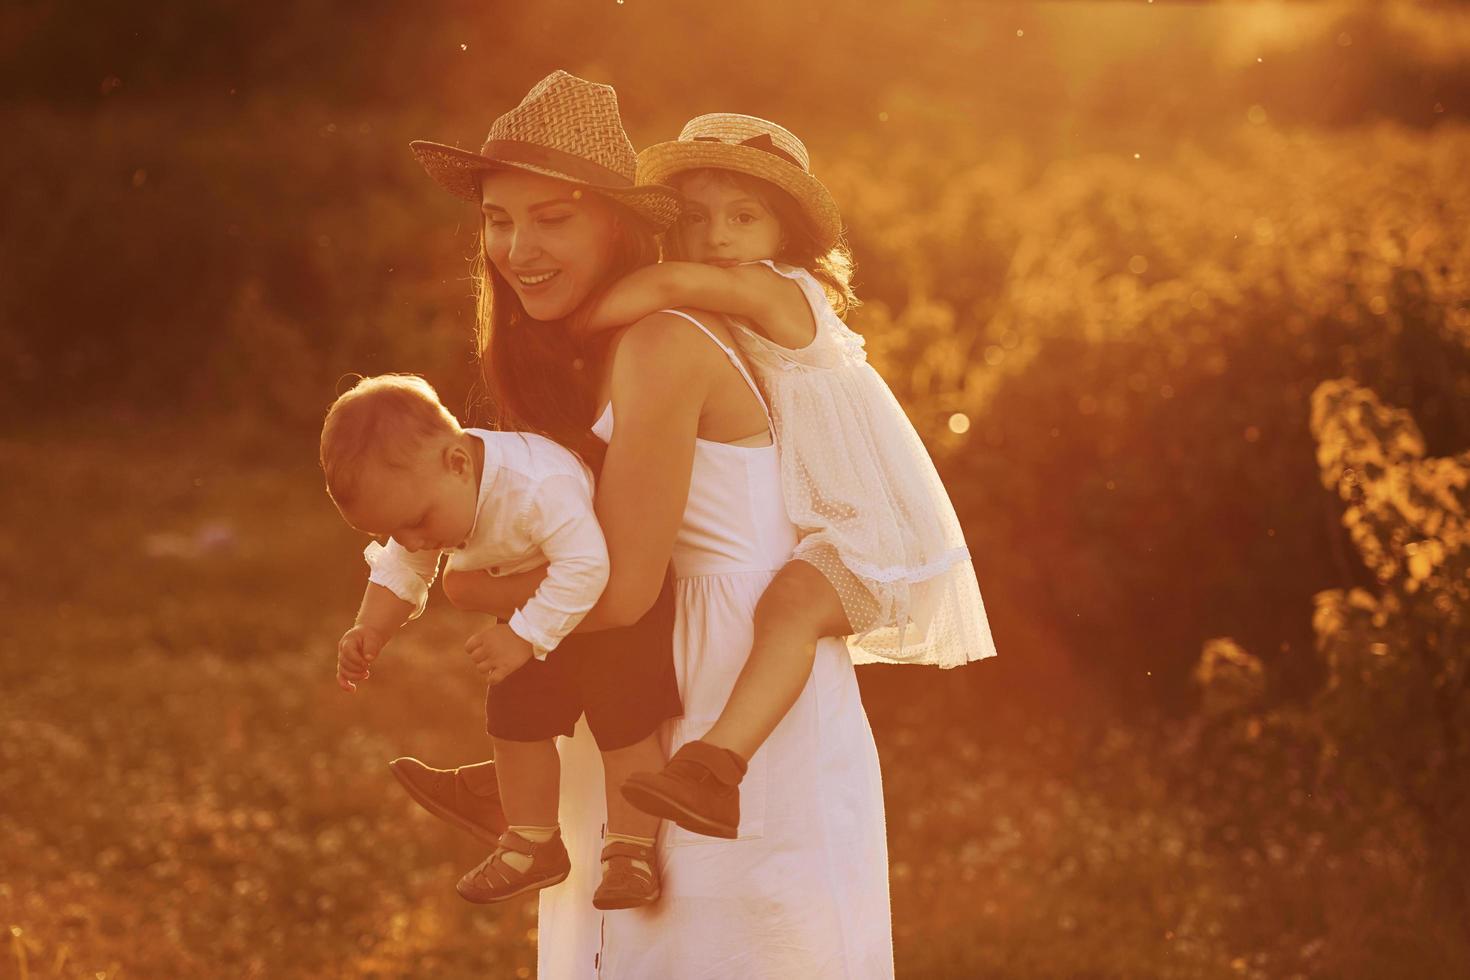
[470,199,661,474]
[665,168,859,317]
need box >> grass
[2,425,1465,978]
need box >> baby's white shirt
[363,429,608,659]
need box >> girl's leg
[490,736,560,827]
[701,559,852,761]
[600,733,666,840]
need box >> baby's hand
[464,624,535,686]
[337,624,389,692]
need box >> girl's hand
[337,624,389,692]
[464,624,536,685]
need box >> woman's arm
[441,566,546,619]
[576,313,711,627]
[450,314,713,631]
[580,262,786,335]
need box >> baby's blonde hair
[320,374,462,508]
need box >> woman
[407,71,893,977]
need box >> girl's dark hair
[665,168,858,317]
[470,198,661,474]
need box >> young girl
[320,373,680,909]
[580,113,998,838]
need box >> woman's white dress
[536,311,895,979]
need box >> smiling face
[337,436,481,554]
[479,170,622,322]
[671,170,785,267]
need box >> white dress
[732,259,997,669]
[536,311,895,979]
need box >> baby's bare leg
[600,733,664,840]
[490,736,560,828]
[701,560,852,761]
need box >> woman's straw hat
[637,113,842,249]
[411,70,681,230]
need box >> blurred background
[3,0,1469,976]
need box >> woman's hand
[442,566,548,619]
[464,623,535,685]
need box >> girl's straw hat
[637,113,842,250]
[411,70,681,230]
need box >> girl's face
[480,171,621,322]
[672,171,783,267]
[340,437,479,554]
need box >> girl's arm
[580,262,788,335]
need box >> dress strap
[656,308,771,419]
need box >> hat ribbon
[693,133,804,171]
[479,139,633,189]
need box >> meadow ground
[3,427,1466,979]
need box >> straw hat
[637,113,842,249]
[411,70,681,230]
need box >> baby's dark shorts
[485,573,682,751]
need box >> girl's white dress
[536,312,895,978]
[733,259,996,669]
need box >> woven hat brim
[410,141,682,231]
[636,141,842,249]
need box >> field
[6,1,1470,976]
[3,422,1465,978]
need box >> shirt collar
[456,428,499,549]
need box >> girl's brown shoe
[620,740,747,840]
